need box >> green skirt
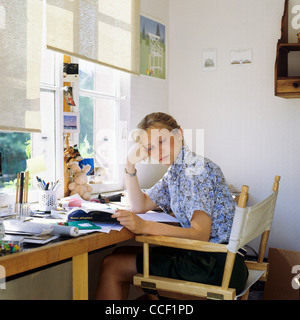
[136,246,249,295]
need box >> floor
[248,281,265,300]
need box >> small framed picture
[202,48,217,71]
[63,63,79,82]
[63,112,80,133]
[230,49,252,65]
[202,49,217,70]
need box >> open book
[67,207,117,223]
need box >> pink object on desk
[68,198,82,207]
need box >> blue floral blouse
[146,145,236,243]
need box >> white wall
[128,0,170,188]
[169,0,300,252]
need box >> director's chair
[133,176,280,300]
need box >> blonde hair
[137,112,181,132]
[132,112,183,144]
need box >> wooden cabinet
[275,0,300,98]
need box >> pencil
[16,172,20,203]
[24,171,29,203]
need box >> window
[0,48,60,206]
[78,59,123,191]
[0,46,127,207]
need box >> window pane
[0,132,30,192]
[79,96,117,183]
[40,48,55,85]
[31,90,56,184]
[95,64,116,95]
[79,59,94,91]
[94,99,117,183]
[79,59,116,95]
[79,96,94,157]
[0,90,56,193]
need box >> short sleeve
[179,162,235,243]
[146,174,171,213]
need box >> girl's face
[140,127,183,166]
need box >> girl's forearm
[125,163,148,213]
[142,220,208,241]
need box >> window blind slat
[0,0,42,133]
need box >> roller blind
[0,0,43,132]
[46,0,140,75]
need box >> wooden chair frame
[133,176,280,300]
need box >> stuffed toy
[68,162,92,201]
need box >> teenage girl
[95,112,248,300]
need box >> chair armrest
[135,235,228,253]
[245,261,269,281]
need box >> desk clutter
[0,193,178,254]
[0,193,125,252]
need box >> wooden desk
[0,228,134,300]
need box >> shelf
[278,43,300,52]
[274,0,300,98]
[278,76,300,80]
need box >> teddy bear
[68,162,93,201]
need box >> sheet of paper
[137,211,179,223]
[92,222,123,233]
[3,219,52,235]
[24,234,59,244]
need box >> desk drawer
[277,78,300,93]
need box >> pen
[36,176,44,190]
[36,177,60,191]
[53,181,61,191]
[19,171,24,204]
[52,180,59,190]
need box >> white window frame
[73,59,127,194]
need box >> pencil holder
[39,190,57,211]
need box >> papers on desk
[60,194,179,230]
[3,220,60,244]
[61,194,179,225]
[3,219,79,244]
[0,212,17,219]
[5,194,180,242]
[23,234,59,245]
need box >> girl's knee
[100,251,138,281]
[100,253,119,272]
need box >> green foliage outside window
[0,132,31,191]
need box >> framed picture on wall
[230,49,252,65]
[140,14,166,79]
[202,48,217,71]
[63,112,80,133]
